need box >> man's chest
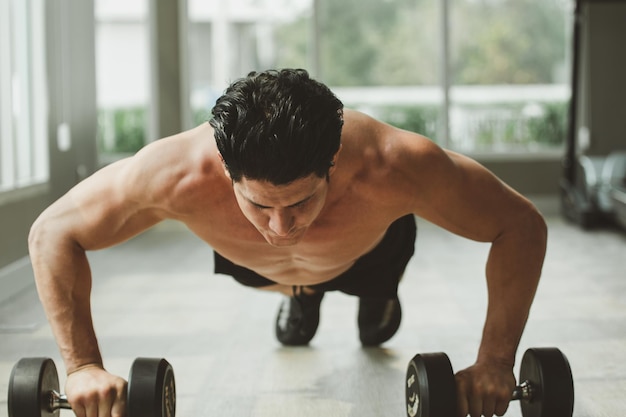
[183,205,393,284]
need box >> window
[187,0,312,125]
[186,0,572,153]
[95,0,571,154]
[449,0,572,152]
[95,0,149,159]
[311,0,443,142]
[186,0,443,138]
[0,0,48,192]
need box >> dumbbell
[8,357,176,417]
[405,347,574,417]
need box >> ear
[217,152,232,180]
[328,144,342,176]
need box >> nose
[268,209,295,236]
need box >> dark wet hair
[209,69,344,184]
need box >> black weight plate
[519,348,574,417]
[8,357,60,417]
[127,358,176,417]
[406,353,456,417]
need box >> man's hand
[454,361,516,417]
[65,366,127,417]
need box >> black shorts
[213,214,417,298]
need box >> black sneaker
[275,289,324,346]
[358,297,402,346]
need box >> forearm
[477,210,547,367]
[30,227,103,373]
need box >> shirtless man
[29,69,547,417]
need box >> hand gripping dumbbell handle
[510,380,534,402]
[49,390,72,411]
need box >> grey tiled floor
[1,216,625,416]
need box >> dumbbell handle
[49,390,72,411]
[511,380,534,401]
[49,374,534,412]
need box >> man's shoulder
[121,123,226,215]
[138,122,218,169]
[338,109,454,210]
[341,109,441,171]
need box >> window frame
[0,0,49,195]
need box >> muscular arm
[379,122,547,416]
[345,112,546,364]
[28,156,166,372]
[408,144,547,367]
[27,126,213,417]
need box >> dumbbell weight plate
[406,353,456,417]
[8,357,60,417]
[519,348,574,417]
[127,358,176,417]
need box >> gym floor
[0,214,625,417]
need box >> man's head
[209,69,344,185]
[210,69,344,246]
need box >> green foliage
[275,0,440,85]
[360,101,567,151]
[527,102,568,146]
[273,16,312,70]
[97,102,566,155]
[97,107,146,154]
[374,105,440,141]
[452,0,568,84]
[468,101,567,150]
[274,0,569,87]
[97,107,215,155]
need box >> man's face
[232,174,330,247]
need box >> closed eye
[252,202,271,210]
[246,194,314,210]
[289,197,311,208]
